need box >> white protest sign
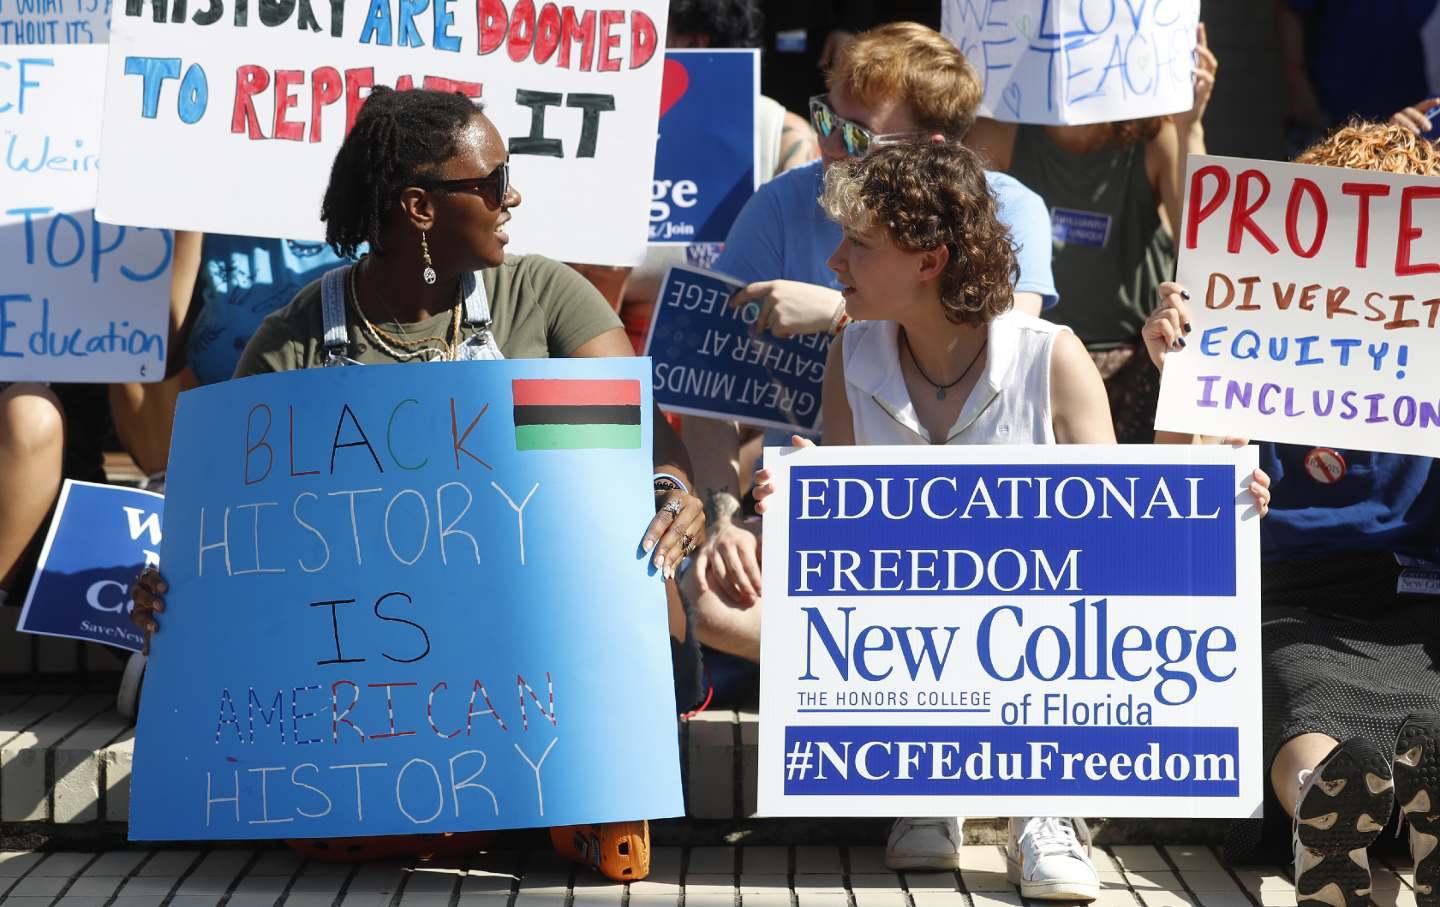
[97,0,668,265]
[0,0,109,44]
[758,444,1262,819]
[1,45,173,382]
[1155,155,1440,457]
[942,0,1198,126]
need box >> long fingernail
[1180,290,1191,300]
[1182,322,1192,334]
[654,553,666,571]
[642,538,654,553]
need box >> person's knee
[0,385,64,458]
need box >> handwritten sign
[758,444,1262,818]
[942,0,1198,125]
[1155,155,1440,457]
[649,49,757,245]
[0,0,109,44]
[1,45,173,382]
[644,266,829,433]
[130,357,684,840]
[17,480,160,653]
[97,0,668,266]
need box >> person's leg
[0,384,64,593]
[108,368,197,477]
[1272,733,1341,816]
[680,563,762,663]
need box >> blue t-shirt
[1259,444,1440,562]
[714,160,1058,308]
[187,235,351,385]
[1287,0,1437,124]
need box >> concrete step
[0,843,1355,907]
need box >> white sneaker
[1006,816,1099,901]
[885,817,963,870]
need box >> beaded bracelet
[653,472,690,495]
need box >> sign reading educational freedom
[644,266,829,433]
[1,46,173,382]
[131,358,683,840]
[98,0,668,265]
[1155,155,1440,458]
[18,480,160,653]
[758,445,1262,819]
[649,49,757,245]
[942,0,1199,126]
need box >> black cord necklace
[901,327,987,401]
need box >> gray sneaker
[1396,714,1440,907]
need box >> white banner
[758,444,1262,819]
[97,0,668,265]
[1156,154,1440,457]
[942,0,1198,126]
[2,45,173,382]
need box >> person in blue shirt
[1143,120,1440,907]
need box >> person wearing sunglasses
[131,86,705,882]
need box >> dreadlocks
[321,87,483,258]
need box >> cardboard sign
[1,45,173,382]
[644,266,829,433]
[17,480,160,653]
[0,0,109,44]
[1155,155,1440,457]
[97,0,668,266]
[942,0,1199,126]
[758,444,1262,818]
[130,357,684,840]
[649,49,758,245]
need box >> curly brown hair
[1103,116,1163,146]
[821,142,1018,326]
[1295,119,1440,176]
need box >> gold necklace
[348,262,461,361]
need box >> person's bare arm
[1049,331,1116,444]
[777,110,820,175]
[1154,24,1216,238]
[820,336,855,446]
[1013,292,1043,317]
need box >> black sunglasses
[419,161,510,210]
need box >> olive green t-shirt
[233,254,622,377]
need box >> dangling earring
[420,231,437,285]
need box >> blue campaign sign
[760,444,1264,819]
[649,49,758,244]
[644,265,830,432]
[130,357,684,840]
[17,480,160,653]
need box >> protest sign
[1,45,173,382]
[18,480,160,653]
[649,49,757,245]
[942,0,1199,126]
[0,0,108,44]
[644,266,829,433]
[97,0,668,266]
[129,357,684,840]
[1154,155,1440,458]
[758,444,1262,818]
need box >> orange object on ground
[285,831,498,862]
[549,820,651,881]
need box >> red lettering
[395,74,415,91]
[1184,164,1229,250]
[477,0,507,53]
[331,680,364,743]
[345,67,375,135]
[1341,181,1390,268]
[1284,178,1327,258]
[1396,186,1440,276]
[507,0,535,61]
[310,66,343,143]
[597,8,624,71]
[421,75,482,96]
[272,69,305,142]
[559,7,596,70]
[231,65,270,139]
[534,1,561,63]
[1227,169,1278,255]
[367,682,418,739]
[630,9,656,68]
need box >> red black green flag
[512,379,642,450]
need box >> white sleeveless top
[841,311,1070,445]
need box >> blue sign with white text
[650,49,758,244]
[645,266,830,432]
[130,358,684,840]
[18,480,161,653]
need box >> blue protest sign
[644,266,829,432]
[131,358,684,840]
[760,444,1263,819]
[17,480,160,653]
[650,49,758,244]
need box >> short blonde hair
[827,22,983,140]
[1294,119,1440,176]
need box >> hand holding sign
[730,280,844,339]
[750,435,816,515]
[1172,23,1218,134]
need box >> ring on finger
[662,498,683,517]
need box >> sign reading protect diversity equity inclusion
[98,0,669,265]
[1155,155,1440,458]
[758,445,1262,819]
[942,0,1199,126]
[644,266,829,433]
[1,46,173,382]
[130,358,683,840]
